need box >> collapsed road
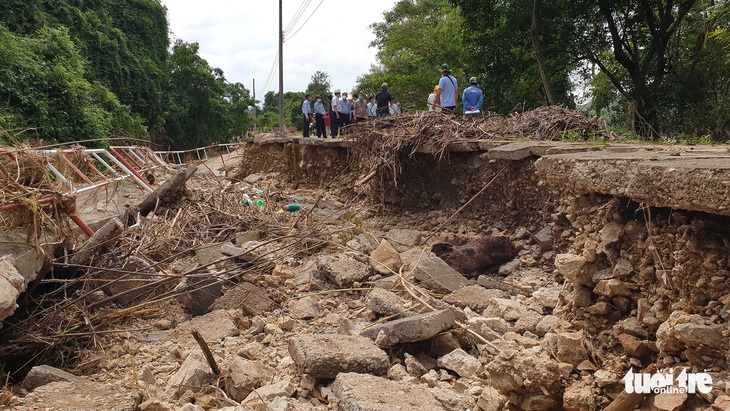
[1,109,730,411]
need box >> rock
[412,255,468,293]
[443,285,504,311]
[405,353,428,377]
[617,333,652,362]
[600,221,624,246]
[384,228,423,251]
[175,275,223,316]
[287,297,321,320]
[316,255,370,288]
[373,275,399,290]
[387,363,409,381]
[361,309,456,347]
[431,233,518,275]
[22,365,89,391]
[555,331,588,367]
[581,240,599,262]
[536,315,564,335]
[178,404,204,411]
[593,369,617,387]
[656,311,725,355]
[173,309,239,342]
[139,400,175,411]
[514,309,544,334]
[532,226,554,250]
[369,240,402,275]
[0,257,25,291]
[293,260,317,287]
[364,287,406,316]
[615,317,649,339]
[593,279,634,297]
[437,348,482,378]
[331,372,446,411]
[0,275,20,328]
[532,287,562,309]
[483,298,530,322]
[612,258,633,276]
[431,332,462,356]
[563,381,598,411]
[213,281,275,315]
[572,285,593,307]
[477,385,505,411]
[194,242,225,266]
[166,352,213,398]
[288,334,389,378]
[14,380,140,411]
[430,387,477,411]
[242,379,295,407]
[586,300,613,315]
[272,264,295,279]
[648,393,688,411]
[234,230,263,246]
[555,254,592,285]
[520,394,558,410]
[497,259,520,276]
[224,358,273,402]
[243,173,263,184]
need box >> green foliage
[0,24,145,143]
[258,91,306,130]
[306,71,332,100]
[355,0,466,112]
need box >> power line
[286,0,324,40]
[284,0,312,36]
[259,51,279,97]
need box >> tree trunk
[531,0,557,105]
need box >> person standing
[435,64,458,113]
[353,93,368,122]
[375,83,393,117]
[330,90,341,137]
[313,95,327,137]
[427,85,441,112]
[301,94,312,137]
[462,77,484,117]
[367,95,377,118]
[339,92,352,132]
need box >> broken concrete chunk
[412,255,468,293]
[0,276,20,324]
[316,255,370,288]
[555,331,589,367]
[431,233,518,275]
[482,298,530,322]
[532,226,554,250]
[364,287,406,316]
[166,352,213,398]
[656,311,725,355]
[612,258,633,276]
[443,285,504,311]
[242,379,295,408]
[243,173,263,184]
[531,287,562,309]
[562,380,598,411]
[593,278,634,297]
[617,333,652,362]
[175,275,223,316]
[15,380,140,411]
[173,309,239,342]
[288,334,389,378]
[599,221,624,247]
[224,358,273,402]
[138,165,197,216]
[194,243,225,266]
[287,296,321,320]
[361,309,456,347]
[213,281,275,315]
[430,387,477,411]
[369,239,402,275]
[22,365,89,392]
[555,253,592,286]
[648,392,688,411]
[477,385,506,411]
[437,348,482,378]
[331,372,446,411]
[384,228,423,251]
[405,353,429,377]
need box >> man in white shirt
[313,95,327,137]
[331,89,341,137]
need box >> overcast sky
[162,0,399,100]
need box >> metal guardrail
[154,143,243,168]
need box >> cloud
[162,0,398,99]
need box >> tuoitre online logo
[623,368,713,394]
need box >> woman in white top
[427,85,441,112]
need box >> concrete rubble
[4,140,730,411]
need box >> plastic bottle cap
[254,199,265,207]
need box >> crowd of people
[301,64,484,138]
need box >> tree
[306,70,331,100]
[356,0,466,112]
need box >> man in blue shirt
[435,63,458,113]
[339,92,352,133]
[313,95,327,138]
[301,94,312,137]
[462,77,484,117]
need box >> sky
[161,0,400,100]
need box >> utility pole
[253,78,257,131]
[278,0,285,136]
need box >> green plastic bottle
[284,204,301,211]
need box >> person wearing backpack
[434,63,458,113]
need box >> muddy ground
[3,140,730,411]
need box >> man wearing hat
[462,77,483,117]
[313,94,327,137]
[434,63,458,113]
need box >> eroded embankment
[235,137,730,409]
